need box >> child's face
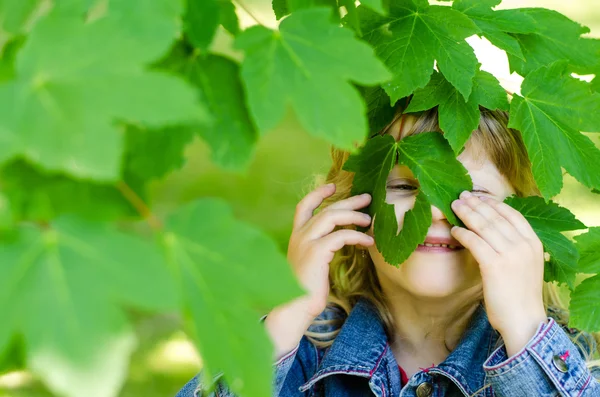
[367,115,516,300]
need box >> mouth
[416,236,464,253]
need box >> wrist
[500,311,548,357]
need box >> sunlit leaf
[162,199,304,396]
[343,132,471,265]
[235,8,391,150]
[356,0,480,103]
[505,196,586,288]
[406,69,508,153]
[508,62,600,199]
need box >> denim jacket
[176,298,600,396]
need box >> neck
[382,282,482,356]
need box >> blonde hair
[304,106,600,368]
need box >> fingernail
[361,193,371,198]
[452,199,463,206]
[460,191,472,199]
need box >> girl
[177,107,600,396]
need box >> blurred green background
[1,0,598,396]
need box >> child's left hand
[450,190,549,356]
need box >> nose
[431,205,447,222]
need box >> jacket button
[416,381,433,397]
[552,355,569,373]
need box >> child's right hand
[286,183,375,319]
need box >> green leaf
[398,132,473,226]
[508,62,600,199]
[361,85,397,136]
[1,160,138,222]
[360,0,384,14]
[574,227,600,274]
[235,8,391,150]
[592,74,599,93]
[123,125,195,182]
[452,0,536,60]
[506,9,600,76]
[0,0,207,181]
[0,36,24,84]
[272,0,289,20]
[343,132,471,265]
[357,1,480,104]
[219,0,240,36]
[158,42,258,171]
[569,274,600,332]
[184,0,221,50]
[162,199,304,396]
[504,196,586,288]
[0,217,178,397]
[339,0,362,35]
[0,192,13,230]
[0,0,41,35]
[405,69,508,153]
[343,135,430,265]
[184,0,240,50]
[272,0,338,20]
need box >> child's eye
[388,184,418,191]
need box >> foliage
[0,0,598,396]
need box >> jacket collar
[300,297,499,396]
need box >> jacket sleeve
[175,314,320,397]
[483,317,600,396]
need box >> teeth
[422,243,457,249]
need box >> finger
[451,197,509,253]
[326,192,372,212]
[458,191,518,242]
[315,229,374,253]
[451,226,497,268]
[293,184,336,231]
[303,209,372,240]
[480,196,539,242]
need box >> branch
[116,181,163,231]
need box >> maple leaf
[504,196,586,289]
[452,0,536,60]
[162,199,304,397]
[184,0,240,51]
[569,273,600,332]
[1,160,137,222]
[0,0,207,181]
[508,61,600,199]
[569,228,600,332]
[360,0,385,14]
[0,217,178,397]
[158,42,258,171]
[356,0,480,104]
[505,8,600,76]
[343,132,471,265]
[405,69,508,153]
[574,227,600,275]
[235,8,390,150]
[272,0,338,20]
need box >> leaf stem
[232,0,265,26]
[116,181,163,231]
